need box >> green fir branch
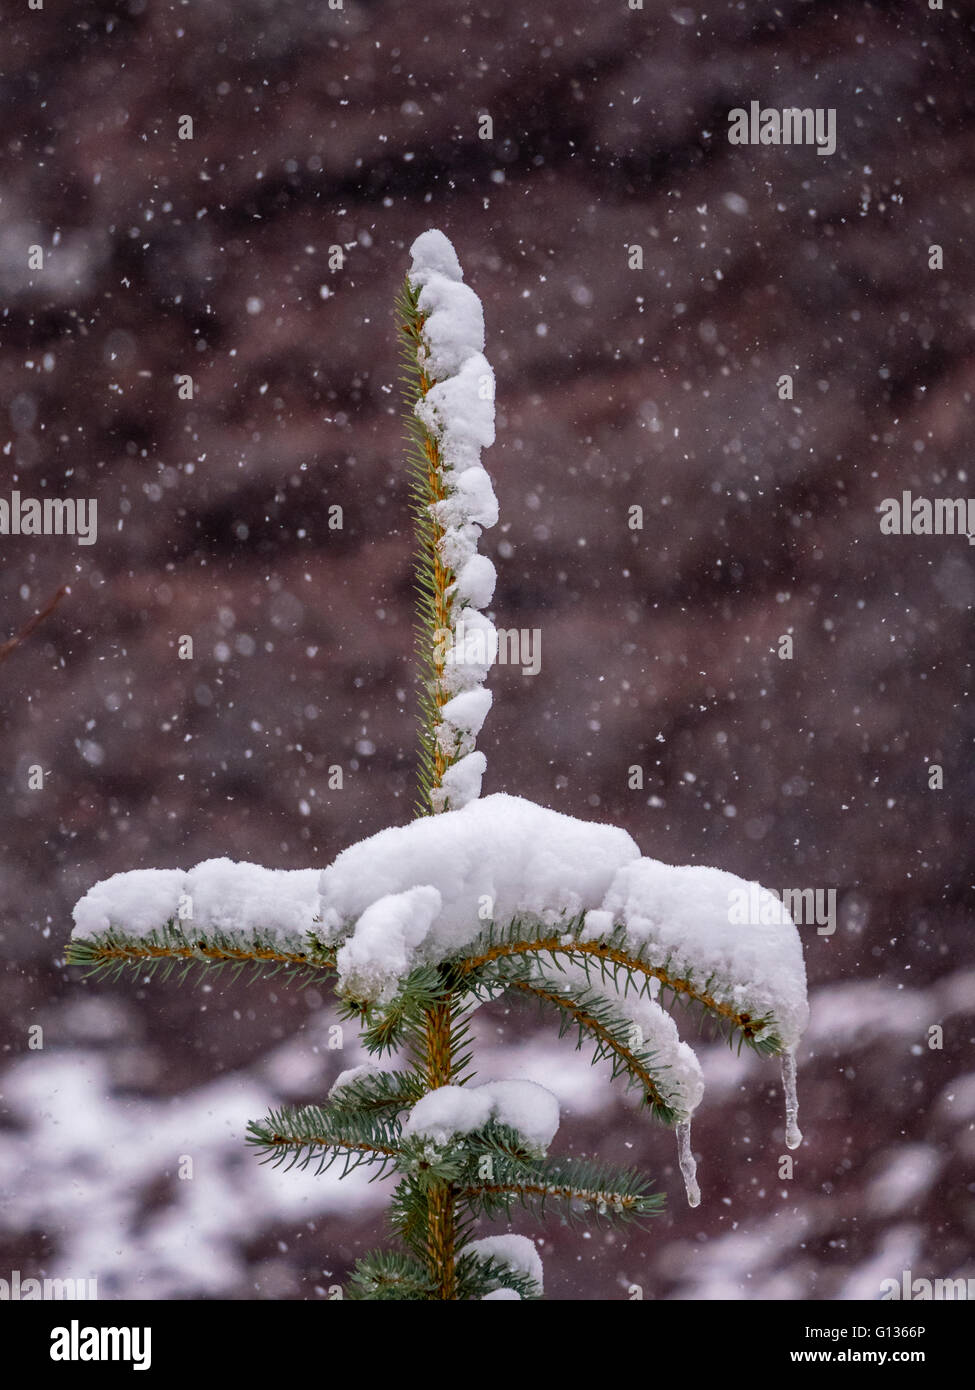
[458,1153,665,1227]
[450,915,783,1055]
[341,964,449,1058]
[327,1068,427,1117]
[486,969,681,1125]
[246,1104,402,1178]
[388,1177,436,1262]
[397,1134,471,1189]
[394,1121,664,1228]
[454,1251,543,1301]
[345,1250,436,1301]
[64,924,336,988]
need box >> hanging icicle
[676,1119,700,1208]
[781,1046,802,1150]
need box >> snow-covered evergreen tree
[66,230,808,1301]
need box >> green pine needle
[63,924,336,988]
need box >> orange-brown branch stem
[458,937,762,1039]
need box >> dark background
[1,0,973,1300]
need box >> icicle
[781,1046,802,1150]
[676,1120,700,1208]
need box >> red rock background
[1,0,973,1300]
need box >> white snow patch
[835,1224,923,1301]
[437,687,493,743]
[430,750,486,813]
[443,608,497,694]
[452,553,496,609]
[407,227,497,815]
[404,1079,558,1152]
[414,274,485,380]
[586,859,809,1048]
[433,465,499,531]
[328,1063,381,1101]
[71,861,322,944]
[319,793,641,999]
[415,353,496,475]
[335,886,443,1005]
[409,228,464,287]
[187,859,321,939]
[0,1050,382,1300]
[71,868,186,940]
[468,1233,543,1296]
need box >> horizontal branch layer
[247,1103,402,1177]
[454,929,780,1052]
[64,926,337,986]
[506,976,678,1124]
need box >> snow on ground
[4,962,971,1298]
[0,1043,383,1299]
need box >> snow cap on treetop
[405,227,497,813]
[317,792,642,981]
[408,228,465,286]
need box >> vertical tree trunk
[424,1000,457,1299]
[402,275,463,1296]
